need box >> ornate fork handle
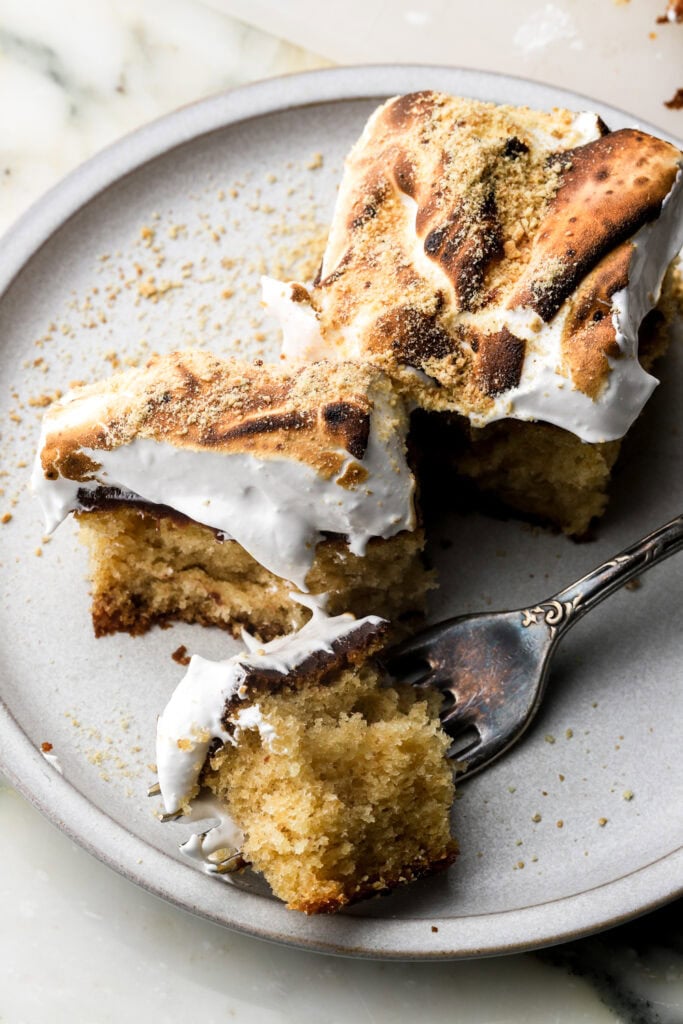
[521,513,683,641]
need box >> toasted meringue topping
[31,352,416,588]
[155,606,387,814]
[266,93,683,443]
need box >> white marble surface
[1,2,682,1022]
[1,780,622,1024]
[208,0,683,136]
[0,0,328,234]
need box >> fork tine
[159,809,184,823]
[381,644,439,687]
[211,853,246,874]
[384,631,440,666]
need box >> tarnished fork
[383,514,683,779]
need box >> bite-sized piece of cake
[264,92,683,534]
[32,351,432,639]
[156,607,457,913]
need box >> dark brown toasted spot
[475,328,525,396]
[201,410,314,445]
[562,242,631,336]
[424,225,447,255]
[502,136,529,160]
[351,204,378,231]
[318,248,353,288]
[394,154,416,196]
[367,306,453,368]
[176,363,200,395]
[346,175,390,233]
[421,189,503,310]
[382,90,439,129]
[510,128,680,321]
[560,242,632,398]
[321,402,371,459]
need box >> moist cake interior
[77,504,433,640]
[203,655,457,913]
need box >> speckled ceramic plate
[0,66,681,960]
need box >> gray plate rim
[1,64,681,960]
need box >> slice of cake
[32,350,432,639]
[264,92,683,534]
[155,607,457,913]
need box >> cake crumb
[532,813,542,823]
[41,741,53,753]
[622,790,634,801]
[565,728,573,739]
[544,734,556,744]
[624,578,642,591]
[1,513,12,524]
[172,644,191,666]
[598,817,608,827]
[307,152,324,170]
[431,925,438,933]
[665,89,683,110]
[556,819,564,829]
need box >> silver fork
[384,514,683,780]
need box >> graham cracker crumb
[172,644,191,667]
